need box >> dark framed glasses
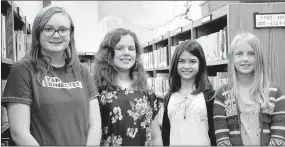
[42,27,71,37]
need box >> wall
[97,1,204,43]
[51,1,99,53]
[14,1,43,26]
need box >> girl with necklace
[161,40,216,145]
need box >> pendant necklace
[178,91,190,120]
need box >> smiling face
[234,40,255,76]
[113,35,137,72]
[177,51,199,82]
[39,13,71,55]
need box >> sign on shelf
[202,14,212,24]
[254,12,285,29]
[175,27,182,34]
[85,52,95,56]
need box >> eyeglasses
[42,27,71,37]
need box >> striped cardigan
[213,84,285,146]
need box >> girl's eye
[249,52,255,56]
[129,47,135,51]
[190,60,197,63]
[115,47,123,50]
[236,52,242,56]
[178,60,185,63]
[44,28,54,32]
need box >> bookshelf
[78,52,96,76]
[142,2,285,97]
[1,0,32,145]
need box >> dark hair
[29,6,79,84]
[93,28,149,93]
[169,40,212,95]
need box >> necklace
[177,91,192,119]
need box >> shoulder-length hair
[29,6,79,84]
[169,40,212,96]
[93,28,149,93]
[228,32,272,109]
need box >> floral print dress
[98,86,159,146]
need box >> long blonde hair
[228,32,272,109]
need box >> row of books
[1,80,8,126]
[80,59,96,74]
[1,15,32,61]
[196,27,228,61]
[208,72,228,90]
[141,46,169,70]
[1,106,8,127]
[147,73,170,98]
[1,14,7,58]
[142,27,227,70]
[146,72,228,99]
[168,28,228,64]
[14,30,31,61]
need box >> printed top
[2,58,98,146]
[168,92,211,145]
[98,86,159,146]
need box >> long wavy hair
[29,6,79,84]
[169,40,213,98]
[228,32,272,109]
[93,28,149,93]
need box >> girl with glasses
[213,32,285,146]
[2,6,101,146]
[93,28,163,146]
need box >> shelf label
[144,42,149,47]
[254,12,285,29]
[85,52,95,56]
[202,14,212,24]
[175,27,182,34]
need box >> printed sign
[202,14,212,24]
[254,12,285,29]
[157,36,163,41]
[175,27,182,34]
[85,52,95,56]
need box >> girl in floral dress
[93,28,163,146]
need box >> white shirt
[168,92,210,145]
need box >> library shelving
[141,2,285,98]
[1,0,32,145]
[78,52,96,76]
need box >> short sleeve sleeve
[82,65,99,101]
[2,63,32,107]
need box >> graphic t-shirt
[98,87,159,146]
[168,92,210,145]
[2,58,99,145]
